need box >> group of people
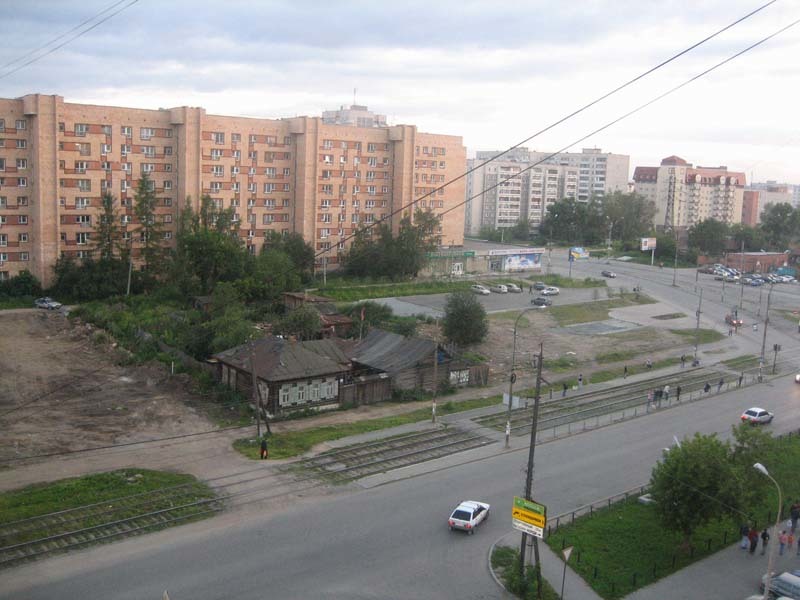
[740,500,800,557]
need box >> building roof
[351,329,437,374]
[302,338,356,365]
[213,337,346,382]
[661,155,689,166]
[632,166,658,182]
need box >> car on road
[750,279,764,287]
[489,284,508,294]
[601,270,617,278]
[533,281,546,291]
[725,314,743,327]
[741,407,774,425]
[795,373,800,383]
[760,571,800,598]
[34,297,62,310]
[448,500,490,534]
[532,297,552,307]
[504,283,522,293]
[470,284,490,295]
[540,286,560,296]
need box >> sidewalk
[491,530,603,600]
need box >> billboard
[569,247,590,261]
[641,238,657,251]
[503,253,542,272]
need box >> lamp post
[759,285,773,382]
[754,462,781,600]
[672,228,679,287]
[505,307,536,449]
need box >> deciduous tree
[442,291,488,346]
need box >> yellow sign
[512,496,547,528]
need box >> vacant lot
[0,310,213,462]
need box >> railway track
[298,426,496,482]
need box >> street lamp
[505,307,536,449]
[606,217,622,264]
[754,462,781,600]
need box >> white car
[448,500,490,534]
[504,283,522,293]
[540,286,560,296]
[34,297,62,310]
[470,284,490,295]
[741,407,774,425]
[489,284,508,294]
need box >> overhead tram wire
[0,0,140,81]
[0,0,132,73]
[305,0,781,269]
[6,15,799,467]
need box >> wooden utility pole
[519,343,544,598]
[249,341,262,439]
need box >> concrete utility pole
[693,289,703,364]
[505,308,535,448]
[519,343,544,598]
[250,341,262,440]
[759,284,773,380]
[672,230,679,287]
[738,240,745,309]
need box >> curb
[488,533,514,596]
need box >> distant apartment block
[741,190,759,227]
[633,156,744,229]
[0,95,465,284]
[322,104,387,128]
[746,181,795,222]
[464,147,629,236]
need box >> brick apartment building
[0,95,465,285]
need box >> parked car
[533,281,547,291]
[697,266,716,274]
[470,284,490,295]
[532,297,552,307]
[741,407,774,425]
[725,314,743,327]
[34,297,62,310]
[489,284,508,294]
[760,571,800,598]
[750,279,764,287]
[601,270,617,278]
[795,373,800,384]
[448,500,490,534]
[540,286,560,296]
[504,283,522,293]
[741,277,753,285]
[723,275,739,283]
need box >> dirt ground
[0,310,215,462]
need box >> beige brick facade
[0,94,465,285]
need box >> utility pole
[759,284,773,381]
[693,288,703,365]
[250,341,262,440]
[505,308,533,448]
[519,343,544,598]
[672,230,679,287]
[738,240,745,310]
[125,239,133,296]
[322,255,327,286]
[772,343,781,374]
[432,333,438,423]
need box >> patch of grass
[491,546,561,600]
[550,295,655,327]
[595,349,637,364]
[460,351,487,364]
[0,295,36,310]
[490,311,531,328]
[318,280,475,301]
[590,357,681,384]
[528,274,607,288]
[722,354,761,369]
[669,328,724,344]
[544,355,579,372]
[0,469,217,546]
[233,396,503,459]
[652,312,686,320]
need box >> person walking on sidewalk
[749,528,760,554]
[623,365,628,379]
[260,438,269,460]
[761,528,770,555]
[779,530,788,555]
[676,385,681,401]
[577,373,583,389]
[738,373,744,387]
[663,384,670,403]
[562,382,568,397]
[646,358,653,370]
[740,524,751,549]
[717,377,724,392]
[681,354,686,368]
[704,382,711,394]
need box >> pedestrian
[728,327,733,337]
[749,527,759,554]
[578,373,583,389]
[738,373,744,387]
[529,285,533,294]
[704,382,711,394]
[562,382,568,397]
[740,523,750,549]
[623,365,628,379]
[681,354,686,368]
[717,377,724,392]
[260,438,268,460]
[789,531,795,551]
[646,358,652,370]
[780,530,788,556]
[761,528,770,555]
[676,385,681,401]
[663,384,670,402]
[790,501,800,533]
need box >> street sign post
[511,496,546,539]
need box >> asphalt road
[5,372,800,600]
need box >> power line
[0,0,140,81]
[0,0,132,72]
[308,0,781,268]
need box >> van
[761,572,800,599]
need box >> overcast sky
[2,0,799,183]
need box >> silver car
[470,284,490,295]
[448,500,490,534]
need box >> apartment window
[323,140,333,150]
[164,180,173,190]
[121,180,129,192]
[16,139,26,149]
[163,197,173,206]
[19,233,28,243]
[76,197,90,209]
[164,146,173,156]
[212,132,225,144]
[211,149,223,160]
[283,168,290,176]
[76,232,89,245]
[232,133,241,143]
[121,215,131,224]
[366,200,375,208]
[76,214,90,225]
[16,119,26,130]
[0,216,5,225]
[351,214,359,223]
[101,143,112,154]
[0,119,4,131]
[247,198,255,208]
[231,182,240,192]
[283,136,291,145]
[164,164,172,172]
[210,182,222,192]
[367,143,376,152]
[247,214,256,224]
[367,186,376,195]
[264,183,275,193]
[265,199,276,208]
[0,234,5,247]
[320,228,330,239]
[121,126,132,137]
[75,161,88,174]
[321,213,332,223]
[265,167,276,177]
[0,159,4,171]
[143,145,156,157]
[121,162,131,172]
[0,253,7,262]
[162,214,173,224]
[368,157,377,167]
[248,151,257,160]
[212,165,224,177]
[323,154,333,164]
[146,179,156,192]
[17,177,27,188]
[141,163,155,174]
[366,171,375,181]
[15,158,27,170]
[0,197,5,208]
[352,185,360,194]
[266,135,276,145]
[18,196,27,206]
[75,123,89,136]
[322,184,333,195]
[164,231,173,240]
[232,150,241,160]
[249,134,257,143]
[140,127,155,140]
[364,215,375,224]
[263,214,275,224]
[382,186,389,194]
[352,199,360,208]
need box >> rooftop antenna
[353,87,357,107]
